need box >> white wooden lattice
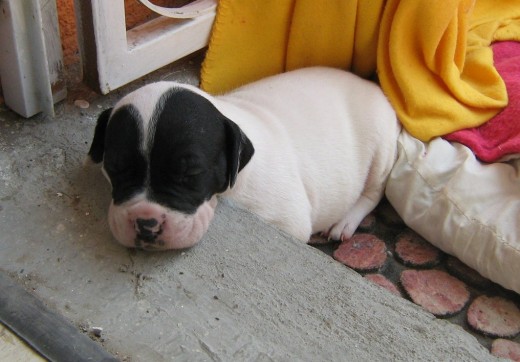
[74,0,216,94]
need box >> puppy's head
[88,84,254,250]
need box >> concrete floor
[0,56,498,361]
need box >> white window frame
[0,0,66,118]
[74,0,216,94]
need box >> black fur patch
[88,108,112,163]
[102,105,147,204]
[90,87,255,214]
[148,89,254,213]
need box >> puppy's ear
[87,108,112,164]
[223,117,254,188]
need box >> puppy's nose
[136,218,158,231]
[135,218,161,242]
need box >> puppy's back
[219,67,400,236]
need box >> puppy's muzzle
[108,197,217,250]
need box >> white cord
[137,0,217,19]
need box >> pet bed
[387,131,520,293]
[200,0,520,293]
[387,40,520,293]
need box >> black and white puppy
[87,67,400,250]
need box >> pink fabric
[444,41,520,162]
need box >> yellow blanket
[200,0,520,141]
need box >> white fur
[107,67,400,246]
[215,67,401,241]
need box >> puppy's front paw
[323,221,358,242]
[340,223,358,242]
[328,195,380,242]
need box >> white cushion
[386,130,520,293]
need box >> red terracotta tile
[333,234,387,273]
[491,339,520,361]
[365,273,402,297]
[395,230,442,268]
[400,269,470,317]
[467,296,520,338]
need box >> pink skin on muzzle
[107,196,218,250]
